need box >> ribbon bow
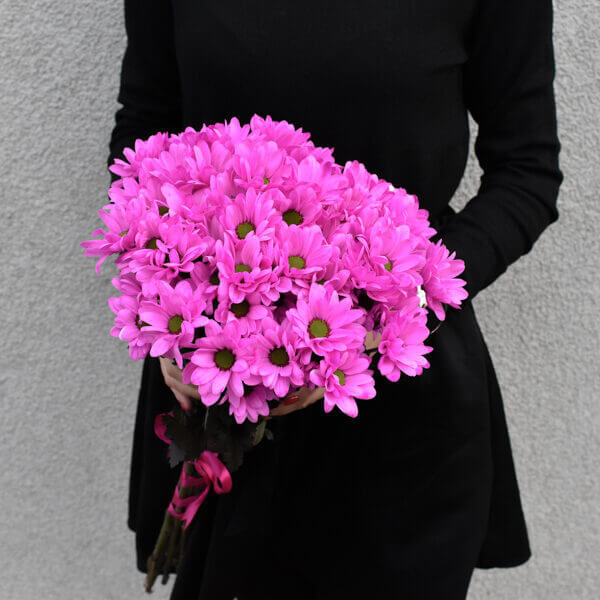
[154,412,232,529]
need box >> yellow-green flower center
[146,237,159,250]
[158,206,169,216]
[334,369,345,385]
[288,255,306,270]
[168,315,183,334]
[235,221,255,239]
[231,301,250,318]
[384,258,393,271]
[235,264,252,274]
[308,318,330,339]
[269,346,290,367]
[119,230,128,237]
[263,176,270,185]
[283,209,303,226]
[214,348,235,370]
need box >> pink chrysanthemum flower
[184,139,220,185]
[80,198,145,273]
[249,318,309,397]
[273,186,323,228]
[160,225,209,275]
[337,160,386,215]
[130,220,209,295]
[378,300,433,381]
[232,139,289,189]
[221,187,282,242]
[121,212,167,267]
[293,154,347,206]
[421,239,468,321]
[189,260,220,315]
[144,141,202,187]
[310,249,350,295]
[213,292,272,335]
[335,218,424,305]
[111,272,143,297]
[362,219,425,305]
[183,320,250,406]
[383,187,436,242]
[138,280,209,368]
[109,132,170,179]
[309,351,376,418]
[227,385,274,424]
[216,235,289,304]
[203,116,250,147]
[107,293,152,361]
[334,232,380,296]
[279,225,333,292]
[250,114,311,150]
[366,220,424,282]
[287,283,365,355]
[160,182,217,224]
[106,175,143,207]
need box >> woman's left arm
[437,0,564,300]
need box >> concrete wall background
[0,1,598,598]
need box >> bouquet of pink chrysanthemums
[82,115,467,590]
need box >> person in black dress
[108,2,563,599]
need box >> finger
[365,330,382,351]
[268,389,306,416]
[168,378,202,400]
[165,360,184,382]
[270,386,324,416]
[160,362,201,398]
[269,402,299,417]
[282,387,309,403]
[172,389,192,412]
[269,393,303,416]
[159,356,184,382]
[283,394,301,406]
[159,357,170,379]
[303,386,325,406]
[269,403,294,417]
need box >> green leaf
[159,399,271,474]
[203,403,264,472]
[252,420,267,445]
[167,443,186,468]
[162,404,208,462]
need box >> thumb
[173,389,192,412]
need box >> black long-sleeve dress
[108,2,563,598]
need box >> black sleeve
[108,0,182,180]
[437,0,563,300]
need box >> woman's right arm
[108,0,182,178]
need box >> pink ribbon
[154,413,233,529]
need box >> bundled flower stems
[82,115,468,592]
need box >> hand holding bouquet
[82,115,467,590]
[159,327,382,415]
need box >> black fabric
[108,1,563,598]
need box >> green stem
[145,512,179,593]
[161,518,181,584]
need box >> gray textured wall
[1,1,598,598]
